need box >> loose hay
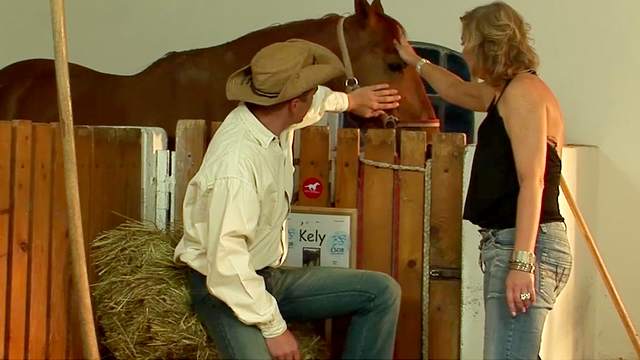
[92,220,328,359]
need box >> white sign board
[284,206,357,268]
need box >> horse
[0,0,437,140]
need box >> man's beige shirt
[174,86,348,338]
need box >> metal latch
[429,267,461,280]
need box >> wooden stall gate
[0,118,466,359]
[0,120,169,359]
[172,119,466,359]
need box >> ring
[520,292,531,301]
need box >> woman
[395,2,572,358]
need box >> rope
[358,155,427,172]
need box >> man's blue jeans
[480,222,572,359]
[188,266,401,359]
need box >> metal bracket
[429,267,461,280]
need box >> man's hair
[461,1,539,86]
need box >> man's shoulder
[199,148,259,182]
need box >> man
[174,39,401,360]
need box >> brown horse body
[0,0,435,138]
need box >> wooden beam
[361,129,395,274]
[396,130,426,359]
[428,133,465,359]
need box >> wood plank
[297,126,330,206]
[7,120,32,360]
[396,130,426,359]
[335,129,359,209]
[328,128,359,359]
[68,126,93,360]
[428,133,466,358]
[210,121,222,140]
[90,127,142,236]
[0,121,12,359]
[75,127,93,248]
[429,133,465,268]
[428,280,461,360]
[27,124,54,360]
[360,129,395,273]
[119,128,142,222]
[88,127,113,245]
[174,120,207,223]
[48,124,69,359]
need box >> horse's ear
[370,0,385,14]
[354,0,370,18]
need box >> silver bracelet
[509,261,535,274]
[511,250,536,265]
[416,57,430,74]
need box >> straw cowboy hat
[226,39,345,106]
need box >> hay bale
[92,220,328,359]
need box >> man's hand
[265,329,300,360]
[347,84,401,118]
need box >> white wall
[1,1,638,358]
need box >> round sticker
[302,177,323,199]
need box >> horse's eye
[387,62,406,73]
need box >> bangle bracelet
[511,250,535,265]
[416,58,430,74]
[509,261,535,274]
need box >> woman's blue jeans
[479,222,572,359]
[188,266,401,359]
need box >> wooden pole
[49,0,100,358]
[560,175,640,356]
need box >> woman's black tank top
[463,74,564,229]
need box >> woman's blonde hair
[460,1,538,86]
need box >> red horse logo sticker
[302,177,323,199]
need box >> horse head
[333,0,437,128]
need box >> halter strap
[337,17,359,92]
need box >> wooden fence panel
[174,120,207,223]
[68,126,94,360]
[335,129,359,209]
[27,124,53,360]
[7,121,32,360]
[210,121,222,140]
[396,130,427,359]
[298,126,330,206]
[48,124,69,359]
[361,129,395,274]
[0,121,11,358]
[0,121,145,359]
[428,133,466,359]
[429,280,462,359]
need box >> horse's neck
[138,15,346,88]
[208,15,344,67]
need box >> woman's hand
[505,269,536,316]
[394,34,421,67]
